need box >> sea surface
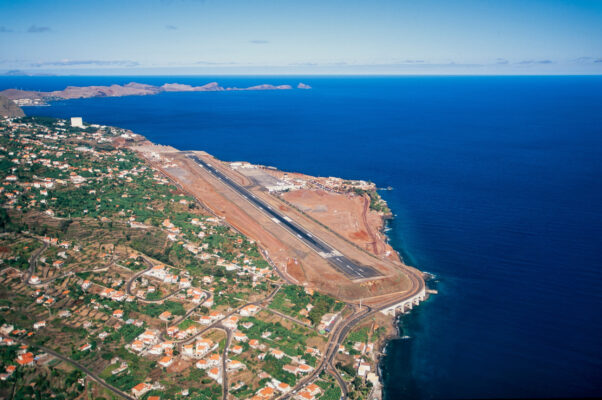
[4,75,602,399]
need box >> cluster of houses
[143,263,191,289]
[131,381,164,398]
[98,287,128,302]
[182,338,217,358]
[118,286,327,397]
[0,119,353,399]
[129,329,161,353]
[0,325,41,381]
[1,118,155,220]
[166,324,199,340]
[193,349,248,385]
[338,339,380,386]
[157,216,273,287]
[249,381,322,400]
[161,218,182,242]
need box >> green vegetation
[145,290,164,301]
[269,285,340,325]
[353,188,391,214]
[261,354,297,385]
[240,314,314,357]
[0,117,377,399]
[320,386,342,400]
[109,324,145,343]
[142,300,186,317]
[347,326,369,344]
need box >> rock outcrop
[0,95,25,118]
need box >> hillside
[0,95,25,118]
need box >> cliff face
[0,95,25,118]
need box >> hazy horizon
[1,0,601,76]
[3,71,602,77]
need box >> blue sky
[1,0,601,75]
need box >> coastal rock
[162,82,224,92]
[228,84,292,91]
[161,83,195,92]
[0,89,45,100]
[193,82,224,91]
[297,82,312,89]
[0,95,25,118]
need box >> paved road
[18,241,135,399]
[260,248,297,285]
[177,284,281,346]
[217,325,233,400]
[32,266,109,286]
[279,266,425,400]
[264,307,316,330]
[122,256,213,342]
[23,240,48,284]
[327,360,349,399]
[187,154,379,280]
[14,337,135,400]
[23,235,113,286]
[124,257,185,304]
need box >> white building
[70,117,84,128]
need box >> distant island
[0,81,312,106]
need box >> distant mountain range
[2,70,57,76]
[0,81,311,101]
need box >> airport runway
[187,154,380,279]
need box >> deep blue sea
[3,75,601,399]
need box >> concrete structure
[380,287,426,316]
[188,154,380,280]
[70,117,83,128]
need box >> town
[0,116,400,400]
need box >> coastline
[4,110,428,399]
[1,81,311,105]
[117,130,428,399]
[11,74,602,399]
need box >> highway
[187,154,380,280]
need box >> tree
[59,219,73,233]
[0,208,10,231]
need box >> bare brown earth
[281,188,400,262]
[130,145,419,305]
[0,94,25,117]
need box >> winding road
[176,284,281,346]
[22,239,48,284]
[278,263,425,400]
[124,256,185,303]
[12,336,136,400]
[12,156,426,400]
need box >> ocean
[4,75,602,399]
